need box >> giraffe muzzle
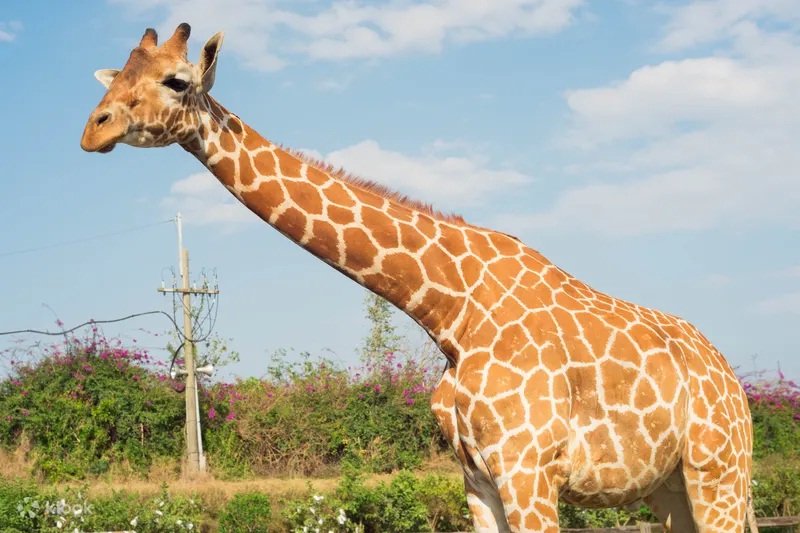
[80,109,127,153]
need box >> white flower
[337,509,347,525]
[56,519,63,529]
[318,518,324,525]
[177,519,183,525]
[309,506,316,515]
[16,504,22,512]
[187,524,194,530]
[31,500,40,509]
[73,507,82,516]
[312,494,324,503]
[156,509,163,516]
[130,516,138,527]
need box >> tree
[359,290,402,366]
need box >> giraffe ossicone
[80,23,759,533]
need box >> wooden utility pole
[158,213,218,477]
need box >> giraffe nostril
[95,112,111,126]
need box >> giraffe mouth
[97,142,117,153]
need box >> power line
[0,218,174,258]
[0,310,188,340]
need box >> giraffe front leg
[465,469,512,533]
[431,367,510,532]
[496,464,562,533]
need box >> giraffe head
[80,23,223,153]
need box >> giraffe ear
[94,69,121,89]
[197,32,224,94]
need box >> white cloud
[562,57,781,146]
[110,0,284,71]
[110,0,584,70]
[0,21,22,43]
[160,172,254,228]
[293,0,584,61]
[658,0,800,52]
[506,6,800,237]
[755,291,800,315]
[163,140,531,230]
[321,140,531,208]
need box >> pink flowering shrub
[201,351,447,477]
[0,327,185,480]
[740,370,800,460]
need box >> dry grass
[0,441,34,480]
[1,447,463,503]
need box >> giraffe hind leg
[642,464,698,533]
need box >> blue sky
[1,0,798,381]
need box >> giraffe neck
[181,95,471,360]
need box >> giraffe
[79,24,758,533]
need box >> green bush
[0,330,185,480]
[219,492,272,532]
[202,350,446,478]
[753,458,800,521]
[0,481,205,533]
[282,489,353,533]
[326,470,469,533]
[0,479,40,532]
[557,502,653,529]
[742,371,800,460]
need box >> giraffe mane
[283,146,467,224]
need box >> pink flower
[226,412,236,421]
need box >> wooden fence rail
[403,515,800,533]
[560,515,800,532]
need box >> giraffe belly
[558,414,685,508]
[559,478,659,508]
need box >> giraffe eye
[163,77,190,92]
